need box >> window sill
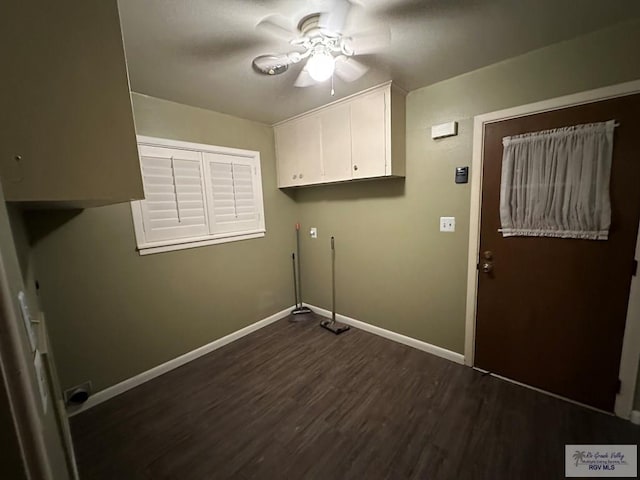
[136,231,265,255]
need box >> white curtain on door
[499,120,615,240]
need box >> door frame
[464,79,640,418]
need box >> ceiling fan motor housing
[252,7,373,85]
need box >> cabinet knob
[353,165,358,171]
[299,173,304,179]
[292,174,297,179]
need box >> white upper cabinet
[274,122,299,188]
[350,88,387,179]
[319,103,352,183]
[295,116,324,185]
[274,116,323,187]
[0,0,143,207]
[274,82,406,188]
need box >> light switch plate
[310,227,317,239]
[33,350,48,414]
[440,217,455,232]
[18,291,37,352]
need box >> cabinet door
[351,89,387,179]
[295,116,323,185]
[320,104,352,182]
[0,0,142,205]
[274,123,299,188]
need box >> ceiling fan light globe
[307,51,335,82]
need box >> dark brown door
[475,94,640,412]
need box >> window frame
[131,135,266,255]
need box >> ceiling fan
[252,0,389,90]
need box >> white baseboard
[69,304,465,416]
[305,303,465,365]
[68,305,294,417]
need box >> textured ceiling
[119,0,640,125]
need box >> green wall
[25,19,640,409]
[296,18,640,355]
[27,95,298,392]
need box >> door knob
[483,250,493,260]
[481,262,493,273]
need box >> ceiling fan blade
[252,54,289,72]
[252,51,303,75]
[256,14,297,41]
[253,51,301,69]
[334,56,369,83]
[294,67,315,88]
[345,27,391,55]
[319,0,352,35]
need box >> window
[131,136,265,254]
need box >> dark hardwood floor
[71,314,640,479]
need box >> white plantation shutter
[132,137,265,254]
[138,145,209,242]
[203,152,262,235]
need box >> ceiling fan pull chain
[331,73,335,96]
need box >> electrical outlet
[440,217,455,232]
[310,227,317,239]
